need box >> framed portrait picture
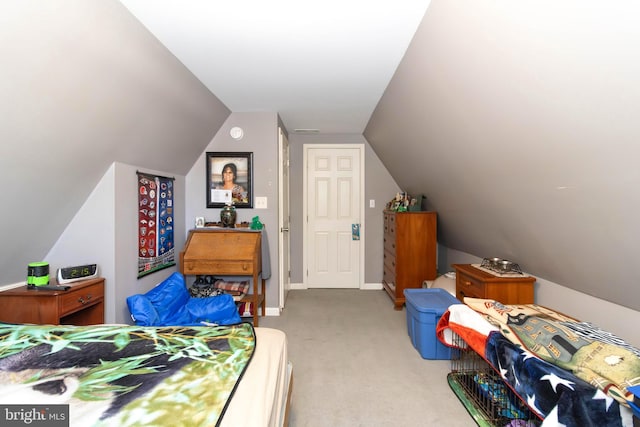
[206,152,253,208]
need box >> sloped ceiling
[119,0,431,134]
[0,1,229,283]
[365,0,640,311]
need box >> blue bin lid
[404,288,461,313]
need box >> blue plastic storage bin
[404,288,461,359]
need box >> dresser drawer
[456,271,486,299]
[383,234,396,255]
[59,282,104,316]
[383,258,395,282]
[383,212,396,235]
[383,250,396,276]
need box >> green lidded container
[27,261,49,286]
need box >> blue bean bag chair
[126,272,241,326]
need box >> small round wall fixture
[230,126,244,140]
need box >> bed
[437,298,640,427]
[0,321,292,427]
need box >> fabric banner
[137,172,175,278]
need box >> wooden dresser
[180,228,265,326]
[383,211,437,309]
[0,278,105,325]
[453,264,535,304]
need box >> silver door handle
[281,227,289,232]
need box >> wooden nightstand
[453,264,535,304]
[0,277,104,325]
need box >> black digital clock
[57,264,99,284]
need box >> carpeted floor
[260,289,477,427]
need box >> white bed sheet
[221,327,291,427]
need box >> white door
[278,127,291,309]
[304,145,363,288]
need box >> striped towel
[213,280,250,296]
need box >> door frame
[302,143,365,289]
[278,127,290,310]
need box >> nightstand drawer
[457,271,485,298]
[59,282,104,316]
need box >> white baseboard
[0,281,27,292]
[361,282,383,290]
[265,307,281,316]
[287,282,382,291]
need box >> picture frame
[206,152,253,208]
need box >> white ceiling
[119,0,431,134]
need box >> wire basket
[448,332,540,427]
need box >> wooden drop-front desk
[180,228,266,326]
[0,277,105,325]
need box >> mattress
[221,327,292,427]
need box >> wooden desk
[180,228,266,326]
[0,278,105,325]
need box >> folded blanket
[214,279,250,296]
[436,303,498,356]
[465,298,640,409]
[438,301,637,426]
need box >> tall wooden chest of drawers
[382,211,437,309]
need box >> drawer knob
[464,280,472,286]
[78,294,92,305]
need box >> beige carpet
[260,289,476,427]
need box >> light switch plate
[369,199,375,208]
[255,197,268,209]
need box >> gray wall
[365,0,640,312]
[186,112,281,310]
[0,0,229,287]
[46,162,187,324]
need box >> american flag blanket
[437,302,638,426]
[485,331,635,426]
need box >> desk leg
[261,278,266,317]
[252,272,259,327]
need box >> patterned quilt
[437,302,639,427]
[0,322,255,426]
[465,299,640,409]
